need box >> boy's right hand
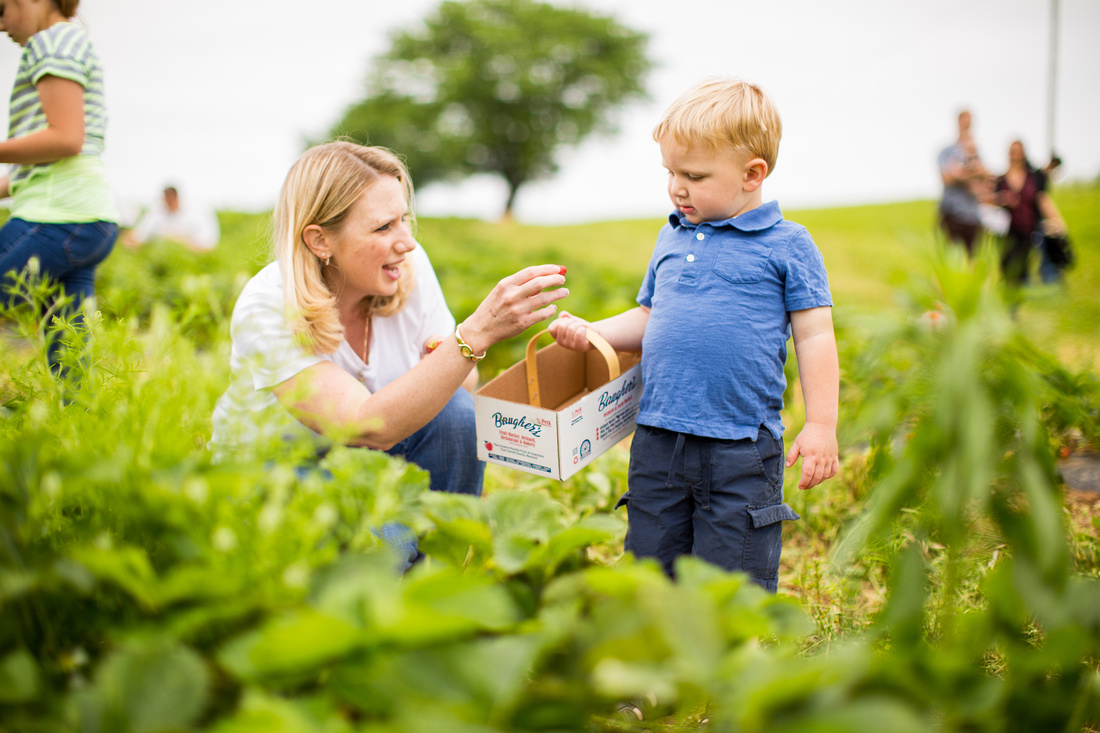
[548,311,594,352]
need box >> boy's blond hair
[653,78,783,176]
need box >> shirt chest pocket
[713,243,774,284]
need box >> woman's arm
[274,264,568,450]
[1037,191,1067,235]
[0,76,85,164]
[273,339,479,451]
[421,334,478,393]
[461,366,479,393]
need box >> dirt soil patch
[1062,453,1100,494]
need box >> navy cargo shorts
[618,424,799,592]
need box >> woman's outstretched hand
[459,265,569,354]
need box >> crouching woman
[209,141,567,496]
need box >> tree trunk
[500,180,521,222]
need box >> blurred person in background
[938,110,994,256]
[0,0,117,379]
[995,139,1067,286]
[1033,153,1068,284]
[123,185,220,252]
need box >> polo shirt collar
[668,200,783,232]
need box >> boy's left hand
[785,421,839,490]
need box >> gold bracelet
[454,323,487,362]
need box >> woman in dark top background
[995,140,1067,286]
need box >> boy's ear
[743,157,769,193]
[302,224,330,261]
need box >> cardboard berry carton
[474,328,642,480]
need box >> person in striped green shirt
[0,0,117,379]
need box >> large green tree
[329,0,651,218]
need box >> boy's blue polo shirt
[635,201,832,441]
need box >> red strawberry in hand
[423,336,443,356]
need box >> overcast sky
[1,0,1097,224]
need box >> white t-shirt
[209,244,456,458]
[133,203,220,250]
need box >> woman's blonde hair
[653,78,783,177]
[274,141,416,355]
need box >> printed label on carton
[475,354,642,481]
[595,375,639,443]
[476,403,560,475]
[485,451,553,474]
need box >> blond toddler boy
[549,78,839,591]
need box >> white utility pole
[1047,0,1060,157]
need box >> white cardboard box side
[474,343,641,480]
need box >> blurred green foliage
[1,186,1099,730]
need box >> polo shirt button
[696,232,705,240]
[686,254,695,262]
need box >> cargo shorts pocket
[743,503,800,584]
[750,427,785,495]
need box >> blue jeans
[620,425,799,592]
[1036,231,1064,285]
[381,388,484,571]
[386,387,485,497]
[0,217,118,374]
[298,389,484,573]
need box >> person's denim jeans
[294,382,484,573]
[381,387,485,570]
[1036,231,1065,285]
[386,387,485,497]
[0,217,118,374]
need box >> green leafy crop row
[2,191,1100,731]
